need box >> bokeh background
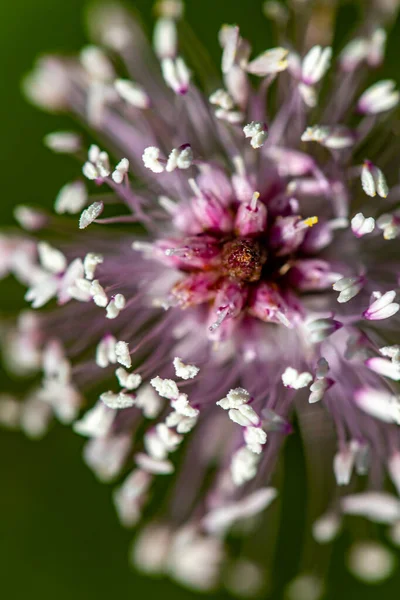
[1,0,400,598]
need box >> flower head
[2,0,400,596]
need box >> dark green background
[1,1,400,598]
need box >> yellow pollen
[304,216,319,228]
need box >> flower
[1,0,400,596]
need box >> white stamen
[351,212,375,237]
[209,88,234,110]
[100,390,136,409]
[217,387,251,409]
[361,161,388,198]
[334,446,354,485]
[150,376,179,400]
[173,357,199,380]
[106,294,126,319]
[90,279,108,307]
[112,158,130,184]
[228,404,259,427]
[166,145,193,172]
[243,121,268,149]
[364,290,399,320]
[79,201,104,229]
[82,161,99,180]
[332,275,363,303]
[96,335,117,368]
[246,47,289,76]
[282,367,312,389]
[243,426,267,454]
[302,46,332,84]
[116,367,142,390]
[114,341,131,369]
[83,252,103,280]
[142,146,165,173]
[231,445,261,486]
[161,56,191,95]
[380,345,400,363]
[358,80,400,114]
[308,378,329,404]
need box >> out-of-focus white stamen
[80,45,115,81]
[55,181,88,215]
[114,79,150,109]
[351,212,375,237]
[154,17,177,59]
[366,357,400,380]
[361,161,388,198]
[334,446,355,485]
[96,335,117,368]
[282,367,312,389]
[312,513,341,544]
[38,242,66,274]
[135,453,174,474]
[342,492,400,523]
[364,290,399,320]
[209,88,235,110]
[161,56,191,95]
[44,131,81,154]
[73,401,114,438]
[136,385,163,419]
[355,388,400,424]
[332,275,364,303]
[246,47,289,76]
[377,213,400,240]
[358,80,400,114]
[301,46,332,84]
[231,445,261,486]
[347,542,396,584]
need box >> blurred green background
[1,0,400,598]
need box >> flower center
[221,238,266,282]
